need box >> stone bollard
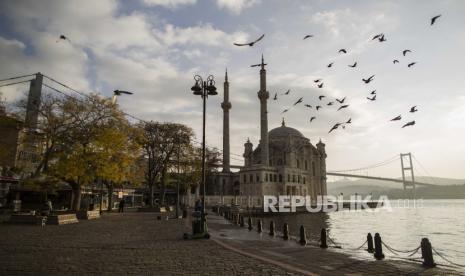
[367,233,374,253]
[248,217,253,231]
[269,221,275,236]
[257,219,262,233]
[421,238,436,268]
[374,233,385,260]
[283,223,289,240]
[240,215,245,227]
[235,214,240,225]
[299,225,307,246]
[320,228,328,248]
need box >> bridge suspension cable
[329,154,399,173]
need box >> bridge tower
[400,153,415,198]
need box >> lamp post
[191,75,217,231]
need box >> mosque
[207,55,327,198]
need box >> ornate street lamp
[191,75,217,232]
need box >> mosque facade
[208,56,327,198]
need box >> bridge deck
[326,172,435,187]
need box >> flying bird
[293,97,303,106]
[282,109,289,114]
[56,34,71,43]
[403,49,411,56]
[393,59,399,64]
[336,97,346,104]
[327,102,334,106]
[316,106,322,110]
[318,95,325,100]
[410,106,418,113]
[370,90,377,95]
[338,105,349,111]
[378,34,386,42]
[314,79,322,83]
[348,62,357,68]
[362,75,375,84]
[372,34,383,40]
[303,34,314,40]
[345,118,352,124]
[304,104,312,108]
[367,95,376,101]
[390,115,402,121]
[310,116,316,122]
[284,89,290,95]
[402,121,415,128]
[233,34,265,47]
[338,49,347,54]
[114,90,133,96]
[318,83,324,88]
[407,62,417,68]
[273,93,277,100]
[430,15,441,25]
[329,123,341,133]
[327,62,334,68]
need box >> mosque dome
[268,119,304,138]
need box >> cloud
[141,0,196,8]
[215,0,259,14]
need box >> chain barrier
[381,241,421,255]
[432,247,465,268]
[326,234,342,248]
[345,240,368,251]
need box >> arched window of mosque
[305,160,308,170]
[292,175,296,182]
[222,179,226,186]
[265,174,268,182]
[283,155,286,165]
[312,162,316,176]
[256,174,260,182]
[274,174,277,182]
[298,175,301,183]
[287,174,290,182]
[250,174,254,183]
[243,174,246,183]
[277,159,282,165]
[296,159,300,168]
[279,174,283,182]
[303,177,306,184]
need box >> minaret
[257,55,269,166]
[221,69,231,172]
[25,73,43,129]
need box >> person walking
[118,198,125,213]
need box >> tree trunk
[160,168,167,205]
[107,183,114,212]
[149,183,154,207]
[71,185,81,211]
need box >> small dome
[269,119,304,138]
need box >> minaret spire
[257,54,269,166]
[221,68,231,172]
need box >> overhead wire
[40,73,245,161]
[0,73,36,83]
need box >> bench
[76,210,100,220]
[47,214,79,225]
[8,214,47,226]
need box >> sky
[0,0,464,179]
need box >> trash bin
[192,211,203,235]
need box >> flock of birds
[56,14,442,135]
[232,14,442,133]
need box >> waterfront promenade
[0,211,459,275]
